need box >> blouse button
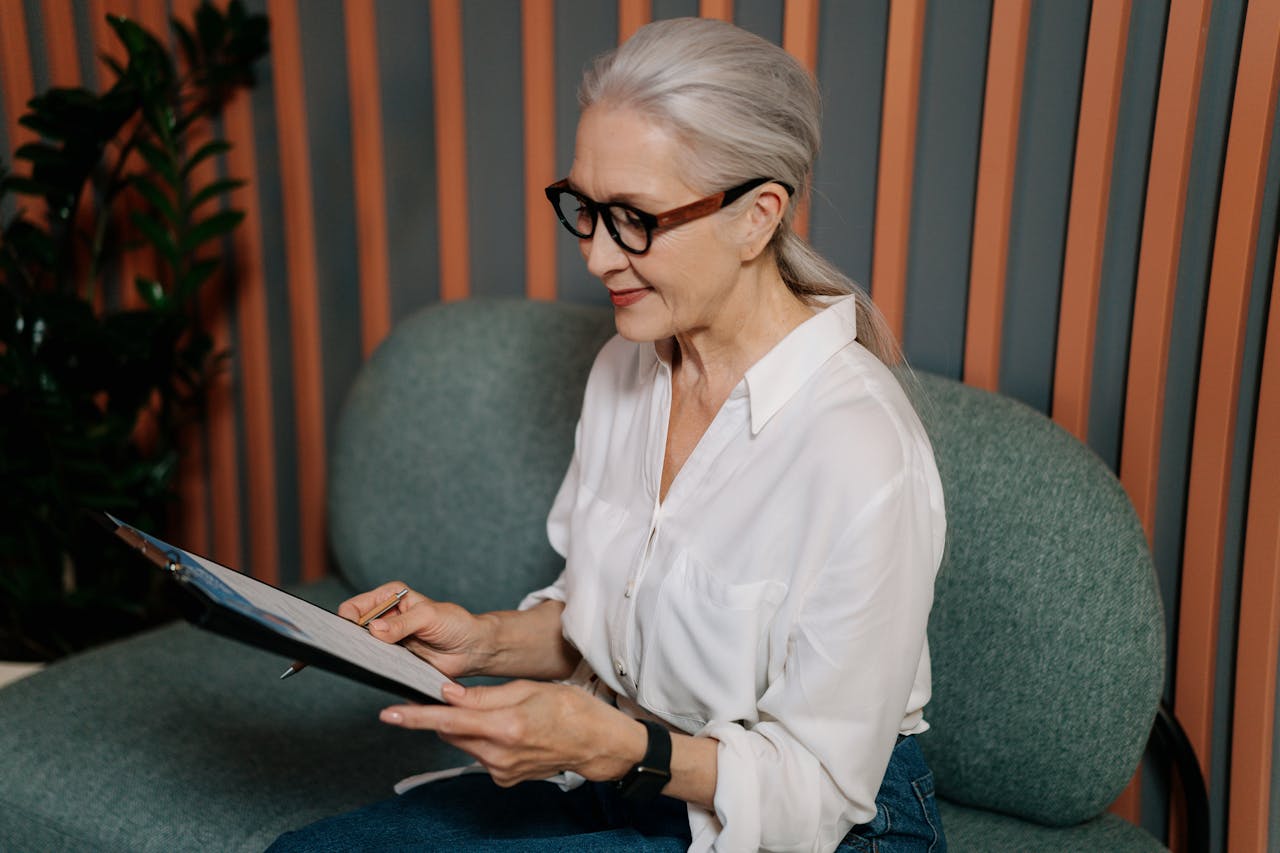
[615,660,627,677]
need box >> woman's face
[568,106,748,344]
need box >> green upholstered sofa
[0,299,1175,851]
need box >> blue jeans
[839,735,946,853]
[267,775,692,852]
[267,736,944,852]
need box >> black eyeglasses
[544,177,795,255]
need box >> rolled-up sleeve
[691,467,942,852]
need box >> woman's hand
[339,582,496,679]
[380,680,648,787]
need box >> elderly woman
[271,17,945,853]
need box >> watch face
[619,765,672,801]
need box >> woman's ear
[738,182,790,262]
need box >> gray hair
[579,17,901,365]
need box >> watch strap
[616,718,673,801]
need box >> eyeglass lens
[553,190,650,253]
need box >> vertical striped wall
[2,0,1278,848]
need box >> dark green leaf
[133,277,169,311]
[135,140,179,188]
[128,210,180,268]
[0,175,54,197]
[180,140,231,180]
[177,257,219,299]
[130,176,179,225]
[172,19,199,70]
[179,209,242,252]
[184,177,243,214]
[13,142,64,167]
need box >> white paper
[110,514,451,701]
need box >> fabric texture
[516,295,945,852]
[906,373,1164,827]
[328,298,616,610]
[935,799,1166,852]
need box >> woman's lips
[609,287,651,307]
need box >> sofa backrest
[908,372,1164,826]
[329,299,1165,828]
[328,298,614,613]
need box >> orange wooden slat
[343,0,392,357]
[522,0,557,301]
[41,0,81,87]
[698,0,733,21]
[618,0,651,43]
[1118,0,1213,538]
[870,0,926,342]
[430,0,470,302]
[1228,239,1280,853]
[782,0,819,239]
[267,0,328,581]
[0,1,36,148]
[173,0,240,569]
[1052,0,1131,439]
[1175,0,1280,788]
[962,0,1029,391]
[222,90,281,586]
[190,139,241,568]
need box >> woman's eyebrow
[565,178,659,208]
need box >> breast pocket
[638,552,787,725]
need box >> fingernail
[443,682,465,700]
[380,709,403,724]
[369,619,387,631]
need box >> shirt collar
[743,294,858,435]
[636,294,860,434]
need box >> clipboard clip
[110,518,185,576]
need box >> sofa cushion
[0,578,471,852]
[910,373,1164,827]
[328,298,616,613]
[937,799,1167,852]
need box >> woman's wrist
[471,601,578,680]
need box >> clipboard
[103,512,451,704]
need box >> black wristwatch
[615,719,673,802]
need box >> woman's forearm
[472,600,580,680]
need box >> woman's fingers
[337,581,424,621]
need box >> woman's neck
[668,263,812,399]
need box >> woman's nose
[582,214,629,278]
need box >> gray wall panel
[377,0,440,320]
[299,0,361,451]
[811,0,888,293]
[554,0,615,305]
[21,0,49,93]
[1088,0,1166,472]
[462,0,525,298]
[900,0,990,378]
[999,0,1088,413]
[733,0,783,45]
[653,0,699,21]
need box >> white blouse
[521,294,946,853]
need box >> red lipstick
[609,288,650,307]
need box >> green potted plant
[0,1,269,661]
